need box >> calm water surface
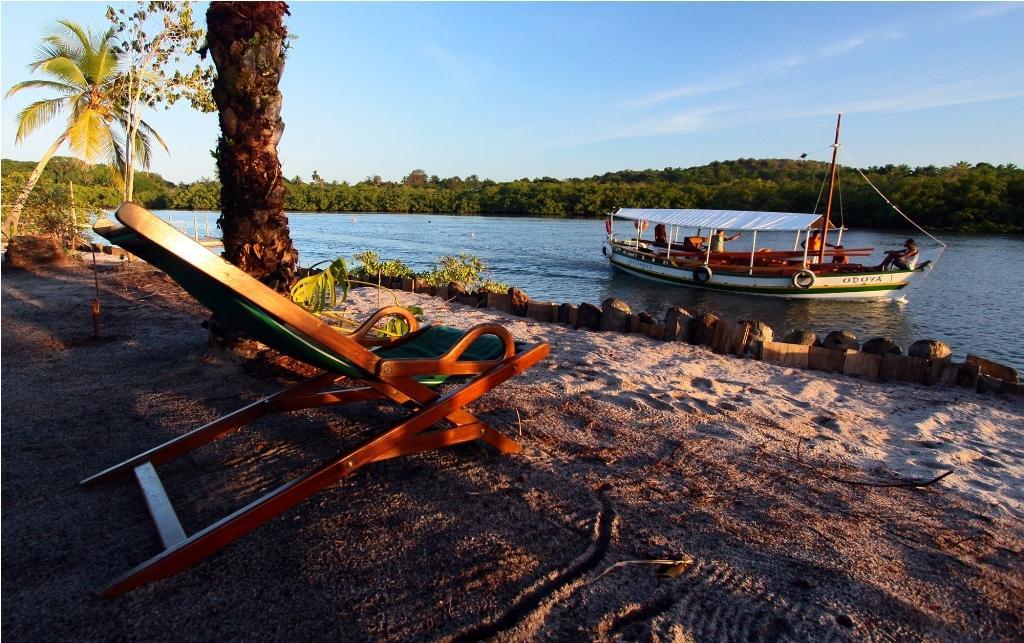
[156,210,1024,370]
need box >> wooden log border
[368,279,1024,399]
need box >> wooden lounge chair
[83,202,549,596]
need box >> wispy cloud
[629,79,745,108]
[627,28,903,109]
[577,105,733,145]
[565,75,1023,151]
[720,77,1024,130]
[843,83,1024,115]
[621,107,723,136]
[953,2,1024,24]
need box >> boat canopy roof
[613,208,823,232]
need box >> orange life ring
[634,220,649,232]
[605,217,613,235]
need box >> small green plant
[418,253,504,291]
[291,255,423,340]
[478,279,511,294]
[1,183,94,249]
[352,250,414,279]
[290,257,349,314]
[384,305,424,336]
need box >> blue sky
[2,1,1022,184]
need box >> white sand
[5,263,1022,639]
[345,288,1024,521]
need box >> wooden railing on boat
[609,240,877,276]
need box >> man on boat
[708,229,741,252]
[801,229,835,254]
[878,238,919,271]
[654,224,668,244]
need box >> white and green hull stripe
[605,244,920,300]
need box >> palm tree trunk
[4,133,67,240]
[205,1,298,292]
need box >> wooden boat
[601,115,938,300]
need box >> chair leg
[97,344,548,596]
[370,371,528,455]
[369,424,489,462]
[81,371,341,487]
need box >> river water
[155,210,1024,370]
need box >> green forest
[3,156,1021,232]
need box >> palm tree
[205,1,298,292]
[3,20,166,239]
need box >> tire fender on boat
[601,244,608,256]
[693,265,713,284]
[793,269,816,289]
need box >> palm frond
[108,128,125,169]
[106,130,128,194]
[137,117,169,154]
[92,30,119,84]
[111,105,170,158]
[56,20,92,57]
[66,109,110,163]
[13,98,68,144]
[4,79,79,98]
[34,56,87,86]
[130,126,154,169]
[32,41,73,68]
[107,162,127,193]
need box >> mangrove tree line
[2,157,1021,233]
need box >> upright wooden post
[819,113,842,264]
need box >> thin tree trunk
[205,1,298,292]
[4,133,67,240]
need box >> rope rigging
[841,147,949,249]
[800,147,833,216]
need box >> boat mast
[818,113,842,264]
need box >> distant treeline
[3,157,1021,232]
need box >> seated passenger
[654,223,667,244]
[708,229,741,252]
[878,238,919,271]
[831,245,849,265]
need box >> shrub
[352,250,414,279]
[418,253,500,291]
[2,183,96,248]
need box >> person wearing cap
[878,238,919,271]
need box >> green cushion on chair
[377,326,505,361]
[377,325,511,386]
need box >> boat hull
[604,243,922,300]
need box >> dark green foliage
[0,177,97,248]
[2,156,169,212]
[352,250,414,279]
[3,156,1021,232]
[418,253,508,291]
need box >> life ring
[634,220,649,232]
[792,269,816,289]
[605,217,613,235]
[693,265,713,284]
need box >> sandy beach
[2,259,1022,641]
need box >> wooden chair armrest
[347,306,419,347]
[376,323,516,377]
